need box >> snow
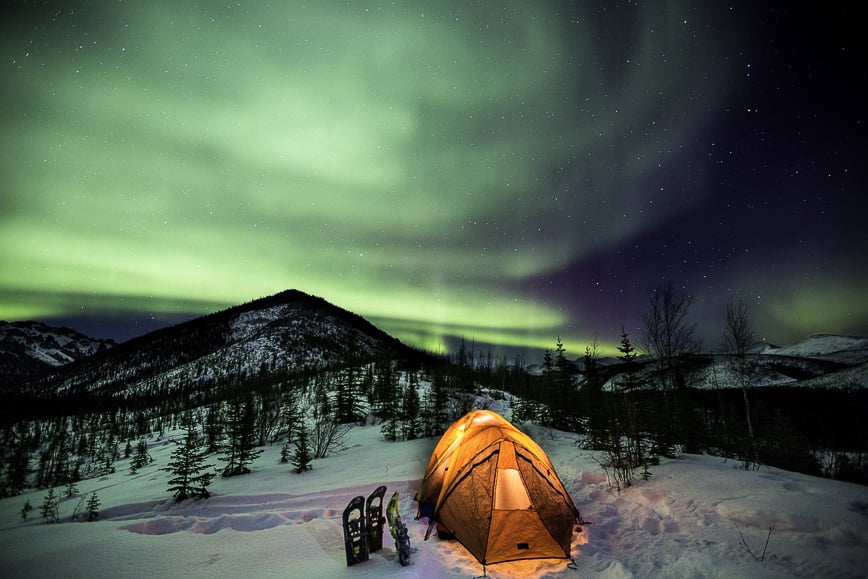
[763,335,868,365]
[1,422,866,578]
[0,320,114,369]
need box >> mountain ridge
[0,320,116,384]
[4,289,424,404]
[4,294,866,401]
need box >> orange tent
[415,410,581,566]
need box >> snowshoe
[342,495,369,566]
[366,485,387,552]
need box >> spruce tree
[219,393,262,477]
[552,337,578,428]
[278,397,303,446]
[162,416,214,502]
[401,374,421,440]
[378,363,401,441]
[85,492,101,521]
[39,487,59,524]
[428,367,450,433]
[292,424,313,474]
[335,365,365,424]
[5,435,32,496]
[64,477,79,497]
[581,342,607,449]
[129,439,152,474]
[204,403,223,453]
[380,395,400,442]
[20,499,33,521]
[616,329,650,471]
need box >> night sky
[2,1,865,360]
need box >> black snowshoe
[342,495,369,566]
[366,485,387,553]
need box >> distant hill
[759,334,868,365]
[582,334,868,393]
[0,321,116,384]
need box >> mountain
[0,320,116,384]
[14,290,424,403]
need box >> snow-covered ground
[1,418,866,578]
[762,335,868,365]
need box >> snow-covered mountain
[0,320,116,384]
[19,290,424,402]
[759,334,868,365]
[596,334,868,393]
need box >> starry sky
[1,1,865,360]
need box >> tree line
[507,280,867,488]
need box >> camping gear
[415,410,581,566]
[342,495,369,566]
[366,485,387,552]
[386,491,412,566]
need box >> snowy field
[1,417,866,578]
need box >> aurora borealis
[2,2,865,359]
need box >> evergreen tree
[4,434,32,496]
[401,373,421,440]
[616,329,651,471]
[378,363,401,441]
[277,397,303,446]
[419,366,450,438]
[542,348,554,377]
[64,477,79,497]
[372,358,397,416]
[380,393,400,442]
[85,492,100,522]
[203,403,223,453]
[162,416,214,502]
[39,487,59,524]
[219,393,262,477]
[129,438,153,474]
[540,348,555,426]
[581,342,607,448]
[292,424,313,474]
[552,337,578,428]
[429,366,451,431]
[335,365,365,424]
[20,499,33,521]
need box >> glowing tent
[415,410,581,566]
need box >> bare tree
[722,296,759,469]
[640,280,700,456]
[641,280,700,388]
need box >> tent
[415,410,581,566]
